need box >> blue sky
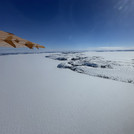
[0,0,134,49]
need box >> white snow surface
[0,52,134,134]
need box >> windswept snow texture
[1,53,134,134]
[46,52,134,84]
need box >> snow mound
[46,52,134,84]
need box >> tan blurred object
[0,30,45,49]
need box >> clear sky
[0,0,134,49]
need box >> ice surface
[46,52,134,84]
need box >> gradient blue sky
[0,0,134,49]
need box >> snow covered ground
[0,52,134,134]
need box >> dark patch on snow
[71,57,87,61]
[56,57,67,61]
[83,62,98,68]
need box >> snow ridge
[46,52,134,84]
